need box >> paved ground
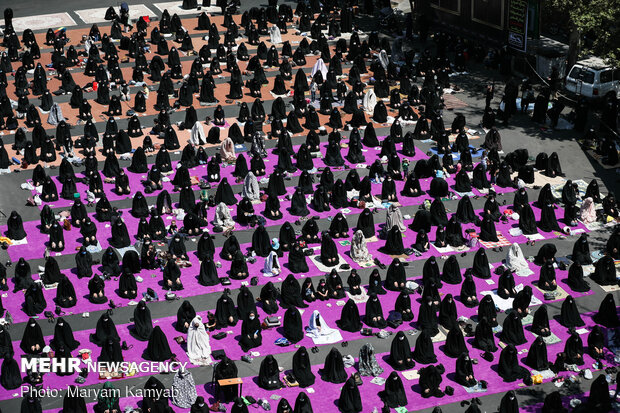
[0,2,618,413]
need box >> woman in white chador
[311,58,328,80]
[213,202,235,228]
[363,89,377,113]
[386,204,406,233]
[186,316,213,365]
[305,310,339,340]
[579,197,596,224]
[269,25,282,44]
[242,172,260,201]
[505,243,530,273]
[350,230,372,263]
[378,50,389,71]
[190,121,207,145]
[220,137,236,163]
[263,250,281,277]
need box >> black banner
[507,0,528,52]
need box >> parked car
[565,57,619,100]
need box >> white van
[565,57,619,100]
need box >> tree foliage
[545,0,620,66]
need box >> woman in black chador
[456,195,477,224]
[512,285,533,317]
[559,295,584,328]
[412,329,437,365]
[118,268,137,299]
[591,254,616,285]
[386,258,406,291]
[215,293,238,328]
[257,355,282,390]
[472,248,491,279]
[479,214,499,242]
[89,312,119,346]
[292,347,315,388]
[531,305,552,337]
[525,336,549,370]
[417,295,439,336]
[176,301,196,333]
[567,262,590,292]
[473,316,497,353]
[288,242,309,274]
[51,317,79,352]
[283,307,303,343]
[364,293,387,328]
[320,347,347,383]
[497,269,517,299]
[109,218,130,248]
[389,331,415,370]
[380,225,405,255]
[501,312,526,345]
[6,211,26,240]
[338,376,363,413]
[48,220,65,252]
[2,354,23,390]
[498,344,529,382]
[380,371,407,408]
[444,326,468,358]
[55,274,77,308]
[213,357,238,402]
[320,232,340,267]
[593,293,620,327]
[454,353,477,387]
[571,233,592,265]
[20,318,45,354]
[438,294,458,330]
[143,326,173,361]
[419,364,445,398]
[517,203,537,235]
[198,255,219,287]
[588,325,605,361]
[131,300,153,341]
[538,261,557,291]
[23,283,46,316]
[337,299,362,332]
[239,311,262,351]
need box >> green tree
[545,0,620,70]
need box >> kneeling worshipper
[389,331,415,370]
[419,364,445,398]
[321,347,348,384]
[292,347,316,388]
[143,326,173,362]
[239,311,262,351]
[380,371,408,409]
[187,315,212,365]
[305,310,341,343]
[283,307,304,343]
[454,352,477,387]
[214,357,239,402]
[498,344,529,382]
[339,376,363,413]
[131,301,153,341]
[258,355,283,390]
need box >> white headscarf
[378,50,389,71]
[505,243,530,273]
[269,25,282,44]
[305,310,338,339]
[579,197,596,224]
[186,316,213,366]
[363,89,377,113]
[242,172,260,201]
[214,202,234,228]
[190,121,206,145]
[386,205,406,233]
[47,103,64,125]
[263,250,281,277]
[311,58,328,79]
[220,137,236,162]
[350,229,372,263]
